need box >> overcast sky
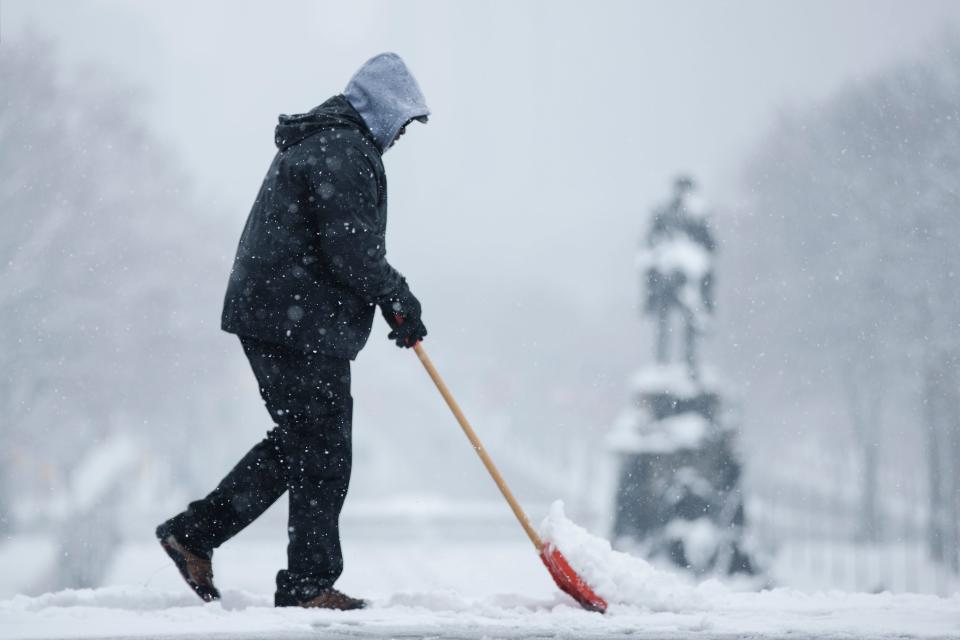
[8,1,959,204]
[7,1,959,293]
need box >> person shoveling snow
[155,52,430,610]
[150,46,643,615]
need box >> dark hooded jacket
[221,95,411,359]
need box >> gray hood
[343,52,430,153]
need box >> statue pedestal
[607,364,756,575]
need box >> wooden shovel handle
[413,342,544,551]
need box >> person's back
[222,95,393,358]
[223,54,429,359]
[156,52,430,610]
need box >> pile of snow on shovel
[539,500,713,612]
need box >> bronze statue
[641,175,716,379]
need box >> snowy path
[3,585,959,639]
[3,537,959,639]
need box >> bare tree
[727,35,960,567]
[0,35,235,587]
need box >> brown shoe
[296,588,366,610]
[158,533,220,602]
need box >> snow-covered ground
[4,584,958,640]
[3,503,958,640]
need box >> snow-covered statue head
[674,174,696,196]
[639,175,717,379]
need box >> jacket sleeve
[307,143,406,306]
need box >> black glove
[380,286,427,348]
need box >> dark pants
[159,336,353,605]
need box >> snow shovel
[412,342,608,613]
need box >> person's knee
[277,419,351,475]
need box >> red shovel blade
[539,543,608,613]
